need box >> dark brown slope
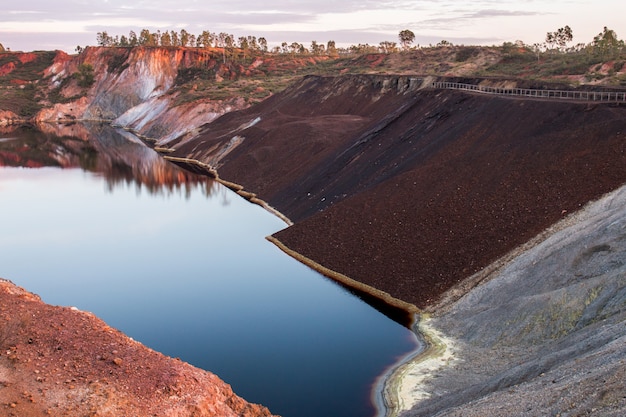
[171,75,422,211]
[171,75,626,309]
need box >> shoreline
[371,316,424,417]
[266,235,434,417]
[157,152,429,416]
[149,148,429,416]
[378,315,458,417]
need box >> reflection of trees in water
[0,125,92,168]
[1,124,219,199]
[102,159,219,199]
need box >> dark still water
[0,125,417,417]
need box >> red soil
[0,279,276,417]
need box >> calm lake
[0,124,418,417]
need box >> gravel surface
[391,185,626,416]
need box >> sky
[1,0,624,53]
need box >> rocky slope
[168,74,626,311]
[38,47,253,143]
[10,47,333,145]
[0,279,276,417]
[388,183,626,416]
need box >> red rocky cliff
[37,47,252,142]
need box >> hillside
[168,75,626,310]
[1,43,625,131]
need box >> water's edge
[161,153,428,416]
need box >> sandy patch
[383,316,458,416]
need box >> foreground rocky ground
[0,279,276,417]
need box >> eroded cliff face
[36,47,251,142]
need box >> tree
[311,40,324,55]
[217,32,233,62]
[0,43,5,52]
[592,27,624,59]
[247,36,258,51]
[290,42,305,55]
[96,31,114,47]
[379,41,397,54]
[160,31,172,46]
[197,31,214,48]
[546,25,573,51]
[258,37,268,53]
[128,31,138,47]
[238,36,249,59]
[170,30,179,46]
[180,29,190,47]
[531,43,543,61]
[238,36,249,50]
[399,29,415,50]
[139,29,155,46]
[326,40,337,56]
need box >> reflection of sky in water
[0,165,417,417]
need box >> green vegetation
[0,51,57,116]
[74,63,95,88]
[399,29,415,50]
[483,34,626,85]
[104,48,131,74]
[0,51,56,85]
[0,83,42,117]
[90,25,625,85]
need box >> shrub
[74,63,95,88]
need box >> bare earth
[0,280,276,417]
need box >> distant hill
[0,44,625,122]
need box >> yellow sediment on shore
[383,316,457,417]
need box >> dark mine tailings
[172,75,626,311]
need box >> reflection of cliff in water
[0,123,217,197]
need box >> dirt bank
[166,74,626,416]
[170,75,626,310]
[0,279,277,417]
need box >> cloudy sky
[1,0,624,53]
